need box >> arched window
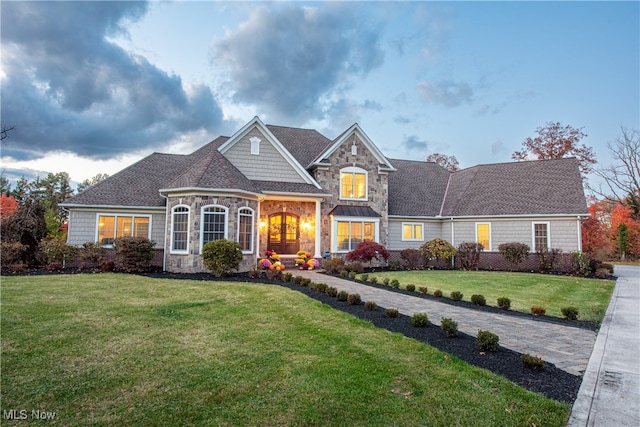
[171,205,190,253]
[340,166,368,200]
[237,207,254,253]
[201,205,228,249]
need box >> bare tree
[589,127,640,213]
[1,125,16,142]
[426,153,460,172]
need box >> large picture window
[340,167,367,200]
[171,206,190,253]
[97,214,151,246]
[335,220,376,251]
[201,205,228,248]
[475,223,491,251]
[237,207,254,253]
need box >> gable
[218,117,320,187]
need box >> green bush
[201,239,243,277]
[300,278,312,287]
[497,297,511,310]
[382,277,390,286]
[315,283,328,293]
[410,312,429,327]
[531,305,546,316]
[39,237,77,264]
[390,279,400,289]
[476,330,499,352]
[326,287,338,297]
[347,293,362,305]
[114,236,156,273]
[388,260,402,271]
[433,289,443,297]
[348,271,357,279]
[561,306,579,320]
[79,241,106,269]
[364,301,377,310]
[340,270,350,278]
[419,238,457,266]
[498,242,530,270]
[360,273,369,282]
[406,284,416,292]
[450,291,463,301]
[384,307,400,318]
[283,272,293,282]
[441,318,458,337]
[369,276,378,285]
[521,354,544,370]
[471,294,486,306]
[337,291,349,301]
[418,286,428,294]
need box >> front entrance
[267,213,299,254]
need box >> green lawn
[358,270,615,322]
[1,274,570,426]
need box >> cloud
[211,4,385,121]
[401,135,429,152]
[417,80,474,107]
[0,1,224,160]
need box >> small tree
[420,238,457,268]
[498,242,530,271]
[345,241,390,265]
[114,236,156,273]
[202,239,243,277]
[618,223,628,261]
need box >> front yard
[1,273,571,426]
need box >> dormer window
[340,166,367,200]
[250,137,261,155]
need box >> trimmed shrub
[498,242,530,270]
[419,239,457,267]
[441,317,458,337]
[418,286,428,294]
[531,305,546,316]
[283,272,293,282]
[79,241,106,268]
[114,236,156,273]
[433,289,443,297]
[360,273,369,282]
[390,279,400,289]
[347,293,361,305]
[337,291,349,301]
[569,251,592,277]
[388,260,402,271]
[46,261,63,271]
[400,248,422,269]
[326,287,338,297]
[322,257,346,273]
[369,276,378,285]
[0,242,27,267]
[497,297,511,310]
[384,307,400,318]
[477,330,499,352]
[561,306,579,320]
[348,271,357,279]
[265,269,282,281]
[450,291,463,301]
[410,312,429,327]
[300,278,312,287]
[39,237,77,264]
[345,261,364,273]
[537,247,562,273]
[382,277,390,286]
[521,354,544,370]
[340,270,350,278]
[471,294,486,306]
[364,301,377,310]
[315,282,328,293]
[345,241,390,264]
[405,284,416,292]
[457,242,483,270]
[100,259,116,272]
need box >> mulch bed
[141,271,586,403]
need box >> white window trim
[475,222,492,251]
[532,221,551,251]
[250,136,261,155]
[170,205,190,254]
[331,216,380,253]
[95,213,152,247]
[237,207,255,254]
[401,222,424,241]
[200,204,229,251]
[339,166,368,201]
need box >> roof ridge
[438,173,452,216]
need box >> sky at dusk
[1,1,638,191]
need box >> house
[61,116,588,272]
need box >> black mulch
[141,271,587,403]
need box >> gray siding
[223,128,307,183]
[66,209,166,246]
[387,219,442,250]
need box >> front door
[267,213,299,254]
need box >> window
[402,223,423,241]
[97,214,151,246]
[336,220,376,251]
[201,205,228,248]
[533,222,550,251]
[171,206,189,253]
[476,223,491,251]
[237,207,254,253]
[250,136,261,155]
[340,167,367,200]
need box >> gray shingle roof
[329,205,382,217]
[266,125,333,168]
[388,159,451,216]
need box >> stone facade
[258,200,318,255]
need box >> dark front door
[267,213,299,254]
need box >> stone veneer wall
[259,200,317,255]
[312,135,389,254]
[164,195,259,273]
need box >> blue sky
[1,1,638,191]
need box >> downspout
[161,193,169,272]
[450,217,455,268]
[577,215,583,252]
[256,199,262,265]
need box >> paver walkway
[295,269,596,377]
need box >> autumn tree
[609,204,640,260]
[426,153,460,171]
[581,200,612,259]
[0,195,19,219]
[513,122,596,176]
[77,173,109,193]
[589,127,640,215]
